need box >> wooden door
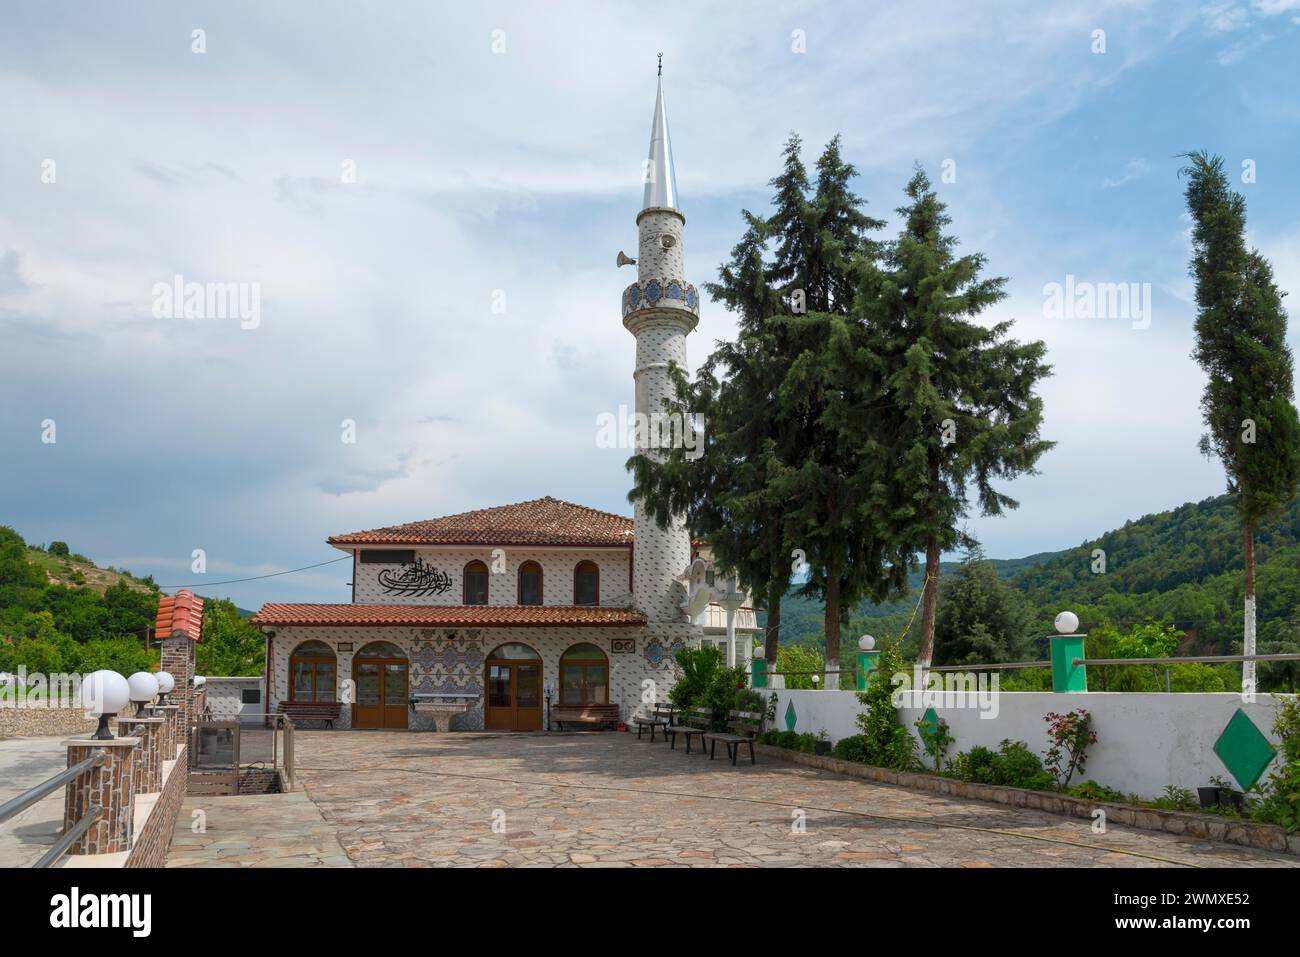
[485,659,543,731]
[352,656,409,729]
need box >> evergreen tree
[629,134,903,678]
[933,546,1035,665]
[859,169,1053,676]
[1182,151,1300,690]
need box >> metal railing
[192,712,294,793]
[0,750,107,869]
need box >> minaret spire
[642,56,678,211]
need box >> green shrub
[1152,785,1199,812]
[1252,696,1300,831]
[830,734,872,763]
[1067,780,1126,803]
[762,730,816,753]
[851,641,917,770]
[668,645,723,713]
[951,739,1054,790]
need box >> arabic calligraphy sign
[377,555,454,597]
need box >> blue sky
[1,0,1298,609]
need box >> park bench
[278,701,343,728]
[552,703,619,731]
[631,702,675,741]
[665,706,711,754]
[704,709,763,766]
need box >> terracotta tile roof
[251,603,647,628]
[328,497,635,548]
[156,589,204,642]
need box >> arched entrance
[352,641,409,729]
[485,642,542,731]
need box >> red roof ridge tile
[327,496,635,547]
[250,603,646,628]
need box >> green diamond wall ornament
[1213,708,1277,791]
[917,707,939,740]
[784,699,797,732]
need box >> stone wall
[0,704,122,737]
[125,744,188,868]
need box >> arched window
[517,561,543,605]
[464,560,489,605]
[573,560,599,605]
[355,641,406,659]
[289,640,336,703]
[560,642,608,705]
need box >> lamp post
[714,575,745,669]
[543,680,555,732]
[80,670,130,740]
[154,671,175,707]
[127,672,160,718]
[856,634,879,691]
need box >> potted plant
[814,727,833,756]
[1210,774,1244,810]
[1196,782,1221,809]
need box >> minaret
[622,57,698,625]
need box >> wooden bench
[631,703,675,741]
[704,710,763,766]
[666,706,711,754]
[278,701,343,728]
[551,703,619,731]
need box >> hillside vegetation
[0,526,264,679]
[769,492,1300,691]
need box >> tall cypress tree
[1182,152,1300,689]
[860,169,1053,676]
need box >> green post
[751,658,768,689]
[1050,635,1087,692]
[855,650,881,690]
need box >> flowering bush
[1043,709,1097,789]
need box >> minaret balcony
[622,278,699,322]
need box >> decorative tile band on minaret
[624,60,697,626]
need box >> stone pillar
[63,736,139,855]
[751,659,768,689]
[155,704,180,761]
[160,635,196,755]
[1050,634,1087,692]
[116,716,164,793]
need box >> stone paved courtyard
[167,730,1300,868]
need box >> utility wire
[158,556,349,589]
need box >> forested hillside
[0,526,264,680]
[769,491,1300,671]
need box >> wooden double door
[485,651,542,731]
[352,649,409,729]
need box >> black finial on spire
[657,52,663,77]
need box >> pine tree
[859,169,1053,677]
[934,546,1035,665]
[1182,151,1300,690]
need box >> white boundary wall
[766,688,1293,799]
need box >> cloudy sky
[1,0,1298,609]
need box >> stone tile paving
[202,730,1300,869]
[166,792,352,867]
[0,735,70,867]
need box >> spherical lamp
[193,675,206,689]
[155,671,175,706]
[1054,611,1080,635]
[81,670,130,740]
[127,671,159,717]
[858,634,875,651]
